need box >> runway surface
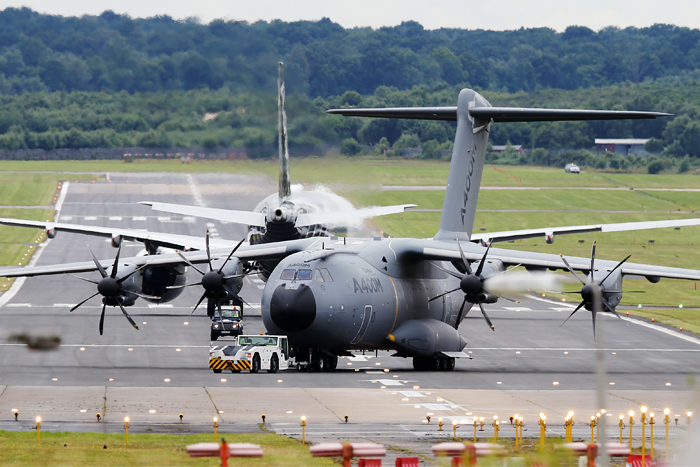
[0,173,698,462]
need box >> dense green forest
[1,8,700,96]
[0,8,700,172]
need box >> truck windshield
[220,308,240,318]
[238,336,278,346]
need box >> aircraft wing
[139,202,266,227]
[0,239,315,278]
[140,201,417,228]
[421,241,700,281]
[470,218,700,244]
[296,204,417,227]
[0,217,240,251]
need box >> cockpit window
[314,269,324,282]
[280,269,295,280]
[297,269,313,280]
[321,268,334,282]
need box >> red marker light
[626,311,629,316]
[651,318,655,322]
[680,327,683,331]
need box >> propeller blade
[99,302,106,335]
[221,284,238,298]
[590,241,597,282]
[560,255,586,285]
[474,245,491,277]
[166,281,203,290]
[560,301,586,327]
[70,292,100,312]
[592,309,597,339]
[428,262,464,279]
[117,301,140,330]
[216,299,224,325]
[69,274,99,285]
[493,294,521,304]
[429,287,461,302]
[454,297,467,330]
[599,255,632,285]
[118,288,160,300]
[117,264,148,284]
[191,292,208,315]
[456,241,473,275]
[478,302,495,331]
[87,244,108,278]
[205,229,213,271]
[176,250,205,275]
[110,241,123,279]
[218,238,246,274]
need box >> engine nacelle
[545,231,554,244]
[140,264,187,303]
[389,319,467,358]
[111,235,123,248]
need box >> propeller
[558,241,641,337]
[429,243,500,331]
[170,230,249,319]
[70,242,159,335]
[430,243,562,331]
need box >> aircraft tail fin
[278,62,291,199]
[327,90,670,242]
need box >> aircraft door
[350,305,372,344]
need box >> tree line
[2,8,700,97]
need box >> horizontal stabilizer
[327,107,457,121]
[296,204,416,227]
[327,106,670,122]
[140,202,266,227]
[471,107,671,122]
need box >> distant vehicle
[209,335,292,373]
[565,163,580,173]
[210,304,243,341]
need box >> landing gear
[413,356,455,371]
[299,349,338,372]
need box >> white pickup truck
[209,335,293,373]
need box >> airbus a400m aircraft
[3,87,700,371]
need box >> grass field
[0,431,336,467]
[1,159,700,328]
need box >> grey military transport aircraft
[3,87,700,371]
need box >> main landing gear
[295,349,338,372]
[413,356,455,371]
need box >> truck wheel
[210,333,218,341]
[268,354,279,373]
[213,369,222,374]
[251,354,261,373]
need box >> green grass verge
[0,431,336,467]
[6,159,700,189]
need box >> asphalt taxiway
[0,173,698,462]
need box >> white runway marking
[132,216,146,221]
[148,304,174,308]
[468,347,700,352]
[621,316,700,345]
[157,216,171,222]
[503,307,532,311]
[397,391,425,397]
[109,216,122,221]
[84,216,97,220]
[5,303,31,307]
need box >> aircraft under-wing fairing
[2,88,700,372]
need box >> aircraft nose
[269,283,316,332]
